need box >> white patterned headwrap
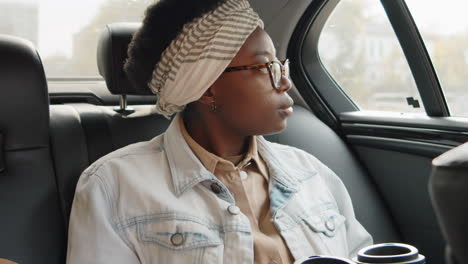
[144,0,264,119]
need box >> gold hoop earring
[210,100,218,113]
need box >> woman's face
[211,27,293,136]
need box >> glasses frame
[224,59,290,89]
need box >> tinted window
[406,0,468,117]
[318,0,425,113]
[0,0,150,79]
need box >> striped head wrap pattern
[147,0,264,119]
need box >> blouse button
[210,183,222,194]
[170,233,185,246]
[325,219,336,231]
[227,205,240,215]
[239,171,248,180]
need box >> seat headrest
[432,143,468,168]
[97,23,152,95]
[430,142,468,264]
[0,35,50,152]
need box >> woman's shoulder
[261,137,338,181]
[79,134,165,182]
[261,137,321,164]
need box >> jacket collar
[256,136,317,193]
[163,113,215,197]
[163,113,316,197]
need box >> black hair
[124,0,226,93]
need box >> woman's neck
[182,110,250,158]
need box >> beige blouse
[179,116,294,264]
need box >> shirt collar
[178,115,221,173]
[237,136,270,177]
[163,113,314,197]
[179,114,267,175]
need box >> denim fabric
[66,114,372,264]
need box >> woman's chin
[261,120,288,136]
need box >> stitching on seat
[0,133,4,173]
[4,145,49,152]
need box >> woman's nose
[277,75,292,92]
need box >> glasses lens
[271,62,282,88]
[284,60,290,79]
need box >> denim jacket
[66,114,373,264]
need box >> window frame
[380,0,449,116]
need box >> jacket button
[170,233,185,246]
[227,205,240,215]
[326,219,336,231]
[210,183,222,194]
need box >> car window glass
[405,0,468,117]
[318,0,425,114]
[0,0,150,79]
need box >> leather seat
[430,142,468,264]
[0,35,66,264]
[49,23,171,231]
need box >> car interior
[1,0,467,263]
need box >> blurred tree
[431,33,468,92]
[320,0,426,112]
[428,29,468,115]
[320,0,370,108]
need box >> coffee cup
[297,243,425,264]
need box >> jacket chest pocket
[301,208,348,256]
[137,218,223,263]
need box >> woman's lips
[278,96,294,118]
[279,106,293,118]
[279,96,294,118]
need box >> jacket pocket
[303,208,346,238]
[138,218,221,250]
[300,206,348,257]
[137,218,223,263]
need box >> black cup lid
[354,243,425,264]
[300,255,355,264]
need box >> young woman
[66,0,372,263]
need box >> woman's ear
[198,86,216,105]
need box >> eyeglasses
[224,59,290,89]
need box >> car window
[0,0,150,79]
[318,0,425,114]
[405,0,468,117]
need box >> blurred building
[0,0,39,46]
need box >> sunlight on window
[318,0,424,114]
[0,0,152,79]
[406,0,468,117]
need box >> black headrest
[430,143,468,264]
[97,23,152,95]
[0,35,50,152]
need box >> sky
[2,0,468,58]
